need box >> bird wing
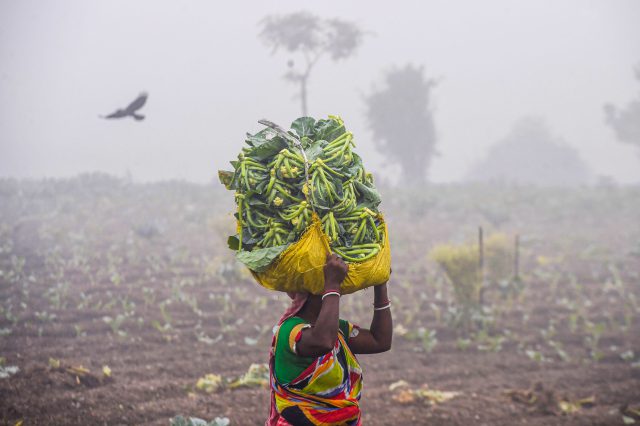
[124,92,148,113]
[103,109,127,119]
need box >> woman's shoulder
[276,317,353,339]
[280,317,350,329]
[281,316,308,327]
[276,317,310,351]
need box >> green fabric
[274,316,351,384]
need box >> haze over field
[1,0,640,184]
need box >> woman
[267,254,393,425]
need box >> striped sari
[267,324,363,425]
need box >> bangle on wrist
[322,291,341,300]
[374,302,391,311]
[373,299,390,307]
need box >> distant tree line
[604,65,640,154]
[259,11,636,187]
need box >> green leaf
[354,181,381,209]
[227,235,240,251]
[247,196,268,207]
[291,117,316,139]
[314,117,345,142]
[304,141,327,162]
[245,128,277,147]
[218,170,234,189]
[343,153,364,178]
[236,244,290,272]
[246,136,287,161]
[169,416,190,426]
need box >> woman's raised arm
[348,282,393,354]
[295,254,348,357]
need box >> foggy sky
[1,0,639,184]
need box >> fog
[2,3,640,423]
[1,0,640,184]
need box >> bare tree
[364,65,438,185]
[259,11,364,116]
[604,65,640,153]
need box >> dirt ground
[1,178,639,425]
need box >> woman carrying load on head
[266,254,393,426]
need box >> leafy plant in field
[102,314,127,337]
[195,373,223,393]
[619,350,634,362]
[404,327,438,353]
[431,243,480,330]
[75,292,92,310]
[475,331,506,353]
[540,320,557,341]
[400,298,421,327]
[0,362,20,379]
[170,415,230,426]
[456,338,472,351]
[429,302,442,325]
[583,321,606,361]
[431,234,513,331]
[101,291,118,311]
[219,293,235,313]
[5,255,26,285]
[119,296,136,317]
[422,330,438,353]
[195,330,223,346]
[525,349,548,363]
[484,234,515,287]
[2,305,19,326]
[142,286,157,306]
[34,311,56,323]
[622,298,637,332]
[548,340,571,362]
[151,301,173,334]
[74,324,86,338]
[228,363,269,389]
[252,295,268,311]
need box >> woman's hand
[323,254,348,292]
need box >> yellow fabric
[250,213,391,295]
[288,323,310,353]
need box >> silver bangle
[322,291,341,300]
[374,303,391,311]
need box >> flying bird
[101,92,148,121]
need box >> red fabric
[266,292,309,426]
[280,292,309,325]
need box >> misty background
[1,0,640,185]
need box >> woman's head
[278,292,309,324]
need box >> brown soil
[1,178,639,425]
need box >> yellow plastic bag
[250,214,391,295]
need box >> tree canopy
[604,66,640,152]
[259,11,364,115]
[364,65,438,185]
[467,117,592,186]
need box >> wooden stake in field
[514,234,520,281]
[479,226,485,306]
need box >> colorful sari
[266,294,363,426]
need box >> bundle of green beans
[219,116,384,271]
